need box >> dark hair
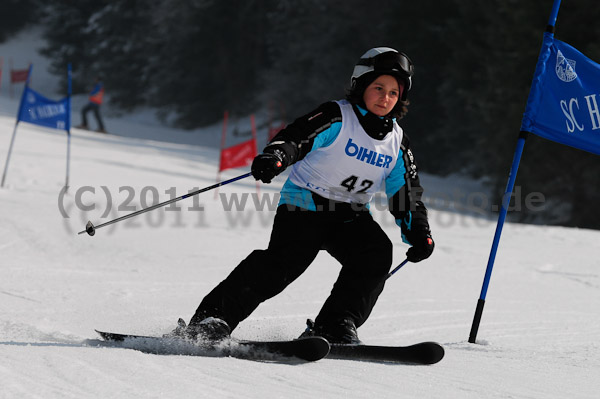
[346,72,409,120]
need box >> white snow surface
[1,29,600,399]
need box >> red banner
[11,69,29,83]
[219,138,257,172]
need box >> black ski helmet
[351,47,414,101]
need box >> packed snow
[1,29,599,399]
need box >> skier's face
[362,75,402,117]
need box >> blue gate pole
[468,132,527,343]
[1,64,33,188]
[468,0,562,344]
[65,63,72,189]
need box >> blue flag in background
[521,32,600,155]
[17,86,70,131]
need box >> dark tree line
[3,0,600,228]
[0,0,39,42]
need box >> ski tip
[417,341,445,364]
[236,336,330,362]
[95,330,109,339]
[95,330,125,342]
[296,336,331,361]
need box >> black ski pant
[191,204,393,331]
[81,103,105,131]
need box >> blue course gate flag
[17,86,70,131]
[521,32,600,155]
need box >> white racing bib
[289,100,403,204]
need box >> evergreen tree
[0,0,40,43]
[148,0,273,127]
[40,1,111,93]
[80,0,158,109]
[35,1,600,228]
[438,0,600,228]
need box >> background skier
[76,76,106,133]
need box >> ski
[328,341,444,364]
[94,330,330,362]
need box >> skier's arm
[385,138,434,262]
[251,102,342,183]
[89,83,102,96]
[267,102,342,164]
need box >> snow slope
[1,29,600,399]
[1,94,600,399]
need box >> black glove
[251,152,284,183]
[406,233,434,263]
[399,211,433,263]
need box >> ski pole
[78,172,252,236]
[386,258,409,279]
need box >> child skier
[173,47,434,344]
